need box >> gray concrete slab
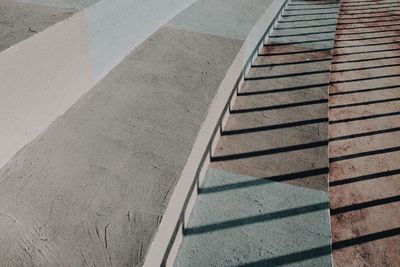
[0,0,77,51]
[0,26,242,266]
[174,168,332,267]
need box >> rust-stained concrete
[329,0,400,266]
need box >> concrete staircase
[175,1,339,265]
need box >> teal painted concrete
[168,0,274,40]
[175,168,331,267]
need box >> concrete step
[175,0,339,265]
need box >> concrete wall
[0,0,197,170]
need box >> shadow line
[330,97,400,109]
[329,85,400,96]
[259,48,331,56]
[281,11,339,17]
[329,126,400,142]
[184,202,329,235]
[230,99,328,114]
[245,70,329,81]
[235,246,331,267]
[200,168,329,194]
[329,146,400,163]
[330,195,400,215]
[270,31,336,38]
[341,4,400,11]
[236,228,400,266]
[330,74,400,84]
[276,23,337,29]
[239,83,329,96]
[280,17,339,22]
[211,140,328,162]
[341,8,400,16]
[334,40,400,48]
[337,22,400,30]
[222,118,328,136]
[333,47,400,56]
[332,63,400,73]
[336,34,400,42]
[265,38,334,46]
[333,55,400,64]
[336,28,400,36]
[329,169,400,187]
[337,13,400,21]
[332,227,400,250]
[341,2,400,8]
[329,110,400,124]
[252,59,332,68]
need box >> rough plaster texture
[0,26,241,266]
[0,0,200,171]
[175,168,331,266]
[0,0,77,52]
[329,2,400,265]
[0,0,280,265]
[168,0,274,40]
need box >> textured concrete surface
[176,1,338,265]
[0,0,278,266]
[175,169,331,267]
[0,0,77,52]
[0,0,202,172]
[210,0,339,192]
[329,0,400,266]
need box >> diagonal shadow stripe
[184,202,329,235]
[333,47,400,56]
[329,146,400,163]
[252,59,332,68]
[237,227,400,266]
[329,169,400,186]
[332,63,400,73]
[330,74,400,84]
[200,168,329,194]
[236,246,331,267]
[230,99,328,114]
[332,227,400,250]
[337,22,400,30]
[336,28,400,36]
[282,11,339,17]
[329,85,400,96]
[222,118,328,136]
[265,39,334,46]
[280,17,339,22]
[340,8,400,16]
[333,55,400,64]
[334,40,400,48]
[239,83,329,96]
[329,126,400,142]
[259,48,331,56]
[336,34,400,42]
[276,23,337,29]
[270,31,336,38]
[329,110,400,124]
[329,97,400,109]
[341,4,400,11]
[330,195,400,215]
[211,140,328,162]
[245,70,329,81]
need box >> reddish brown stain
[329,2,400,266]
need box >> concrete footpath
[175,0,339,265]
